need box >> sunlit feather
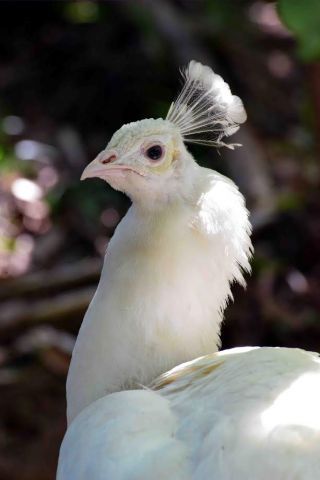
[166,60,247,148]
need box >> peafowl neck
[66,166,252,423]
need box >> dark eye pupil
[146,145,163,160]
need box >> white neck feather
[66,158,252,424]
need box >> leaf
[278,0,320,62]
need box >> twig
[0,286,95,332]
[0,258,101,300]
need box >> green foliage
[0,146,29,175]
[0,235,15,252]
[277,192,304,212]
[205,0,246,31]
[0,144,4,162]
[64,0,99,24]
[278,0,320,62]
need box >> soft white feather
[58,347,320,480]
[166,60,247,148]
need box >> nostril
[100,154,117,165]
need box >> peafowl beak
[81,150,146,181]
[81,150,117,180]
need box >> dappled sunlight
[0,233,35,277]
[100,207,121,229]
[11,178,43,202]
[0,172,53,276]
[2,115,25,136]
[286,269,309,295]
[267,51,294,79]
[14,139,57,163]
[219,346,259,355]
[248,2,291,37]
[15,140,44,161]
[261,372,320,432]
[38,166,59,190]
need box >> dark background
[0,1,319,479]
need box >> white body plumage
[59,347,320,479]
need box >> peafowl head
[81,60,247,203]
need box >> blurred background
[0,0,319,478]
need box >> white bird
[57,61,320,480]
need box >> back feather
[166,60,247,149]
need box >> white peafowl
[57,61,320,480]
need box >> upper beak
[81,150,146,181]
[81,151,109,181]
[81,150,123,181]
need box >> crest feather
[166,60,247,149]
